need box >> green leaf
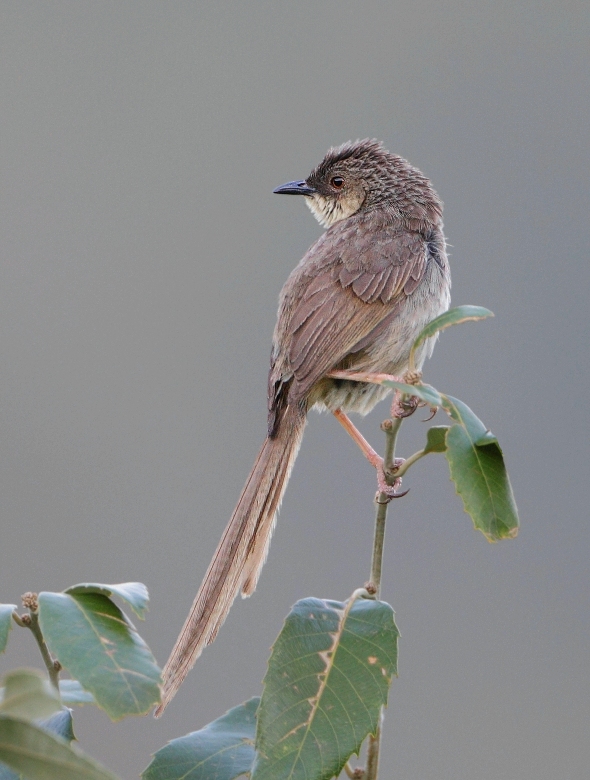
[142,698,259,780]
[441,395,519,541]
[382,381,443,407]
[0,695,76,779]
[0,608,16,655]
[0,716,118,780]
[0,754,18,780]
[252,597,398,780]
[0,709,76,780]
[37,710,76,743]
[0,703,76,780]
[410,305,494,364]
[38,592,161,720]
[65,583,149,620]
[424,426,449,454]
[0,670,61,721]
[59,680,95,706]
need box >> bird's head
[274,139,442,230]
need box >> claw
[375,486,410,504]
[391,392,420,419]
[376,465,410,501]
[422,406,438,422]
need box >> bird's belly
[311,378,391,416]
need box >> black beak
[273,179,317,196]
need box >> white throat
[305,192,364,228]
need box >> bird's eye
[330,176,344,189]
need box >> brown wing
[268,221,427,434]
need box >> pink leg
[332,410,407,499]
[332,409,382,468]
[328,369,403,385]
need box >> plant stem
[382,417,403,475]
[366,485,389,780]
[365,714,383,780]
[27,612,60,691]
[371,413,403,595]
[366,408,404,779]
[370,493,389,599]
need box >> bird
[155,139,451,715]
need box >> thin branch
[18,594,61,691]
[366,400,407,778]
[371,409,404,595]
[27,612,61,690]
[370,491,389,599]
[365,713,383,780]
[382,417,402,475]
[333,372,415,778]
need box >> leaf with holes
[252,597,398,780]
[0,716,118,780]
[0,609,16,656]
[143,698,259,780]
[38,592,161,720]
[442,395,519,541]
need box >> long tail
[155,403,307,716]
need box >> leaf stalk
[391,448,427,478]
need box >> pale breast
[310,249,451,415]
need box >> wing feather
[270,220,429,412]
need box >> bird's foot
[375,456,409,502]
[391,393,420,419]
[331,410,409,500]
[388,369,424,419]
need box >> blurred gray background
[1,2,588,778]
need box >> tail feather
[155,403,306,716]
[241,429,300,596]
